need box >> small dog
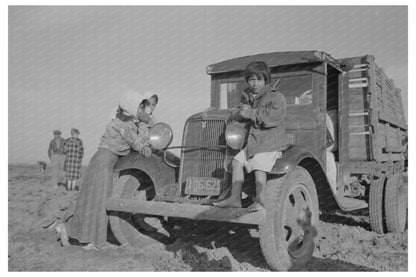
[37,161,47,172]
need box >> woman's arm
[63,140,68,154]
[120,124,151,154]
[78,139,84,160]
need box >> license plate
[185,177,221,196]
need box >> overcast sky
[8,6,407,165]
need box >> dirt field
[8,164,408,271]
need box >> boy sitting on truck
[215,61,289,212]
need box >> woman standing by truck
[56,90,154,250]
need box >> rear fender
[115,151,179,197]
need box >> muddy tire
[385,173,407,233]
[369,175,387,234]
[109,174,167,247]
[259,166,319,271]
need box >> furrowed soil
[8,164,408,271]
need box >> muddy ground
[8,164,408,271]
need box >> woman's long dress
[66,148,119,248]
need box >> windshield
[218,74,313,109]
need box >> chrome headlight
[149,122,173,150]
[225,121,248,150]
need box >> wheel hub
[283,185,314,258]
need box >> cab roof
[206,50,342,74]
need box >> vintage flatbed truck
[106,51,407,271]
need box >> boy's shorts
[234,149,282,173]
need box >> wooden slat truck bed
[342,55,407,167]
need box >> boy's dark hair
[244,61,271,84]
[150,94,159,104]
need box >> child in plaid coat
[64,128,84,191]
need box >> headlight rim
[149,122,173,150]
[225,121,248,150]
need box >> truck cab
[106,51,407,271]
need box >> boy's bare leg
[247,170,267,212]
[214,160,244,208]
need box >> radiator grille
[180,119,227,191]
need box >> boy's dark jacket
[240,83,290,158]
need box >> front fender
[115,150,179,196]
[271,145,321,174]
[270,146,347,212]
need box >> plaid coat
[64,137,84,180]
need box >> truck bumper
[106,198,266,225]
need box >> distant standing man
[64,128,84,191]
[48,130,66,188]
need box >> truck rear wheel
[385,173,407,233]
[259,167,318,271]
[369,175,387,234]
[109,174,168,247]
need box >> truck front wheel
[108,174,168,247]
[259,166,319,271]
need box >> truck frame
[106,51,407,271]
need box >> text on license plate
[185,177,221,196]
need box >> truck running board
[106,198,266,225]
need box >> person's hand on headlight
[141,146,152,158]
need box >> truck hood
[186,108,237,122]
